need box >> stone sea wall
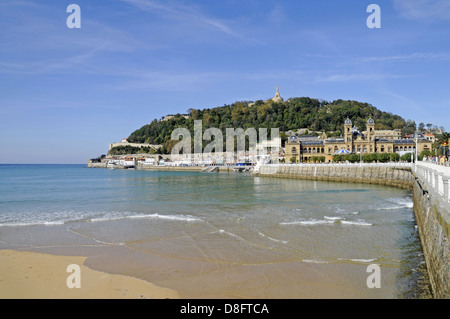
[257,163,414,189]
[413,166,450,299]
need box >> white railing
[415,162,450,204]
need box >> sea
[0,164,432,298]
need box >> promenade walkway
[415,161,450,205]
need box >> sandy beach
[0,249,179,299]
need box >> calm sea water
[0,164,432,298]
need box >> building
[423,133,436,144]
[286,118,431,163]
[108,140,162,152]
[162,114,190,122]
[373,129,402,140]
[271,86,284,103]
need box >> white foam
[378,198,414,210]
[338,258,377,263]
[324,216,343,221]
[302,259,329,264]
[0,211,202,228]
[91,213,202,223]
[218,229,244,241]
[258,231,288,244]
[280,218,372,227]
[280,219,335,226]
[0,220,65,227]
[340,220,373,226]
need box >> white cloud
[122,0,238,36]
[361,52,450,62]
[394,0,450,21]
[314,73,408,83]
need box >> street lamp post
[415,136,418,163]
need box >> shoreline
[86,162,240,173]
[0,249,179,299]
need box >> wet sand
[0,249,179,299]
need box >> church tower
[271,86,284,102]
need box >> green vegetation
[332,152,414,163]
[109,145,159,155]
[125,97,420,155]
[437,132,450,145]
[311,156,326,163]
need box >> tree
[403,120,417,136]
[362,153,377,163]
[377,153,391,163]
[332,155,343,162]
[401,153,413,162]
[418,122,425,132]
[437,132,450,145]
[390,153,400,162]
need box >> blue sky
[1,0,450,163]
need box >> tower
[344,118,353,148]
[366,118,376,153]
[366,118,375,141]
[271,86,284,102]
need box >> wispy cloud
[361,52,450,63]
[315,73,408,83]
[394,0,450,21]
[122,0,238,37]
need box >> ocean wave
[302,259,330,264]
[280,218,372,227]
[0,211,202,228]
[324,216,343,221]
[303,257,377,264]
[258,231,288,244]
[218,229,245,241]
[0,220,66,227]
[90,213,202,223]
[280,219,335,226]
[377,198,414,211]
[340,220,373,226]
[338,258,377,263]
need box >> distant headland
[89,87,445,167]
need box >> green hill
[113,97,417,155]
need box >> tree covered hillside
[123,97,417,154]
